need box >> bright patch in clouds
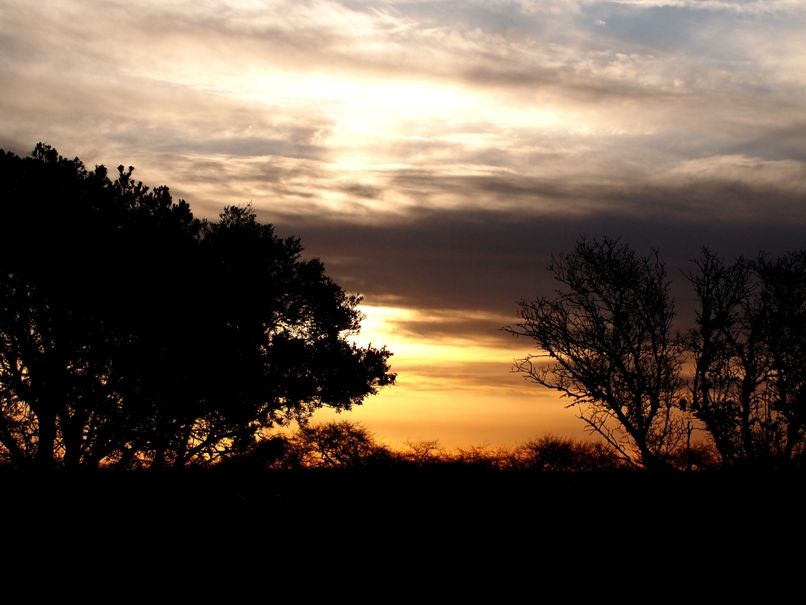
[355,305,515,363]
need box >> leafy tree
[688,249,806,468]
[0,144,394,468]
[289,421,392,468]
[509,436,624,472]
[507,236,683,469]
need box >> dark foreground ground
[2,467,801,592]
[3,466,800,532]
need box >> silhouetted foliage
[688,249,806,468]
[663,441,719,472]
[0,144,394,468]
[234,435,298,469]
[509,436,625,472]
[506,236,684,469]
[231,421,393,469]
[291,421,393,468]
[215,420,721,473]
[451,445,505,470]
[404,439,443,466]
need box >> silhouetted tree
[222,434,303,470]
[404,439,443,466]
[0,144,394,468]
[509,436,624,472]
[507,236,684,469]
[451,445,505,469]
[290,421,392,468]
[688,249,806,468]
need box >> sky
[1,0,805,449]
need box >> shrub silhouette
[510,436,625,472]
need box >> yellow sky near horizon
[310,304,595,449]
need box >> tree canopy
[0,144,394,468]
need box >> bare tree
[405,439,443,465]
[688,249,806,467]
[506,236,684,469]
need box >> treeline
[226,420,718,472]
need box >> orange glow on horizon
[314,303,589,450]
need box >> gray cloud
[601,1,804,12]
[4,0,798,112]
[269,202,806,328]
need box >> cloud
[2,0,805,308]
[3,0,793,115]
[3,1,803,157]
[602,0,805,13]
[274,204,806,322]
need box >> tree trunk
[635,435,664,472]
[60,413,82,468]
[0,421,28,466]
[151,446,166,470]
[739,376,756,464]
[36,411,56,467]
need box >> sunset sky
[2,0,805,448]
